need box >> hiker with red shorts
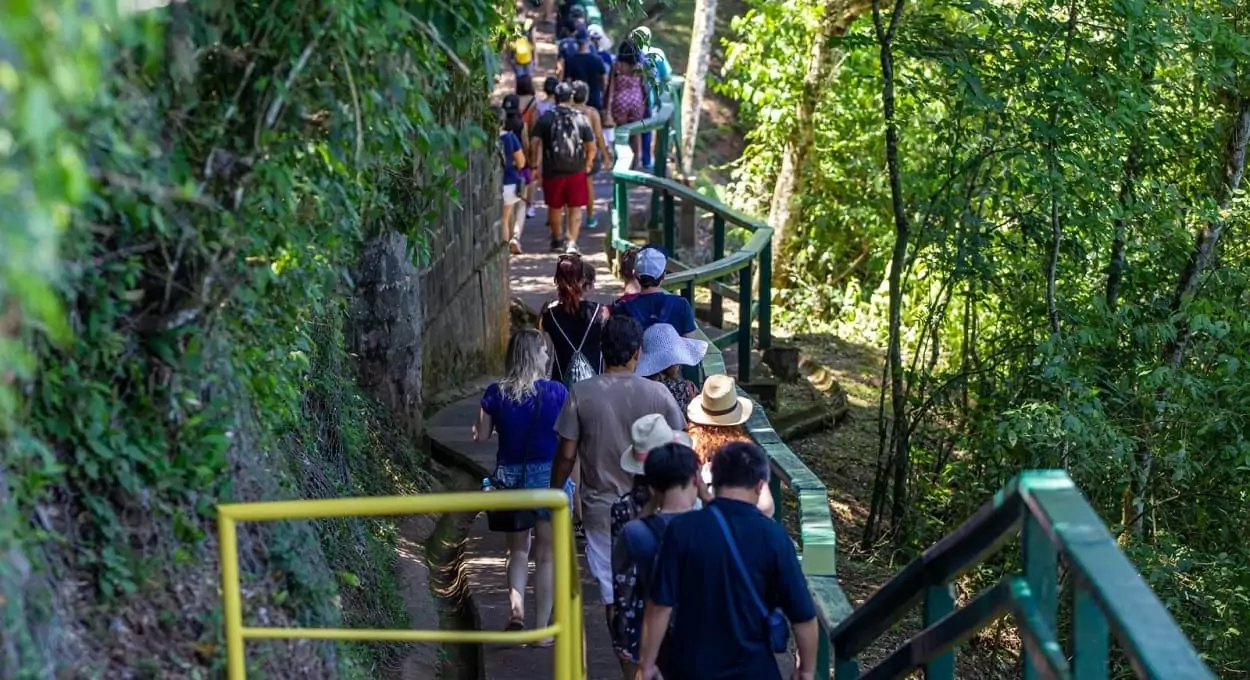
[533,82,597,254]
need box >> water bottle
[481,477,493,492]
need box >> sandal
[504,618,525,632]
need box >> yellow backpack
[514,37,533,66]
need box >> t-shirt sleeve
[504,132,521,155]
[772,527,818,623]
[481,383,500,416]
[579,116,595,143]
[673,297,697,335]
[554,387,579,441]
[650,521,680,607]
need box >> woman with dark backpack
[539,253,608,386]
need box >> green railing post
[738,261,753,383]
[614,179,629,243]
[683,280,695,306]
[656,118,670,179]
[1023,514,1058,680]
[923,584,956,679]
[711,215,725,327]
[650,122,671,233]
[1073,585,1109,679]
[834,657,859,680]
[663,191,676,253]
[759,241,772,349]
[816,627,831,680]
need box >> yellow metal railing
[217,489,584,679]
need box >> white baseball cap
[636,247,667,280]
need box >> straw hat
[620,414,693,476]
[686,374,753,427]
[635,323,707,378]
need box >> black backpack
[548,106,584,171]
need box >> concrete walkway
[426,395,622,680]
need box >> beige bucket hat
[686,374,753,427]
[620,414,693,476]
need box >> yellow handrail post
[214,490,580,679]
[218,513,246,680]
[552,503,574,680]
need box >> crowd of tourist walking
[472,241,814,679]
[477,3,818,678]
[498,1,672,256]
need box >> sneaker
[586,217,599,230]
[509,238,522,255]
[526,205,537,218]
[565,241,580,254]
[550,238,564,253]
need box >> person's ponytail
[553,254,586,315]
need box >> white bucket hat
[620,414,693,476]
[635,323,707,378]
[686,374,754,427]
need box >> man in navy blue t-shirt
[611,247,698,337]
[637,442,819,680]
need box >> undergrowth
[1,0,505,676]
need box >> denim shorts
[494,461,576,521]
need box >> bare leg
[505,529,532,623]
[565,206,584,250]
[586,175,596,227]
[511,201,526,253]
[532,520,554,630]
[502,201,515,242]
[547,201,563,241]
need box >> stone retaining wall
[350,143,508,438]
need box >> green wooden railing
[608,78,771,382]
[831,471,1214,680]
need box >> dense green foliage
[721,0,1249,673]
[1,0,503,676]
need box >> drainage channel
[426,468,483,680]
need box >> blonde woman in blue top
[473,329,573,638]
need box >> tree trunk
[680,0,717,177]
[1104,152,1137,311]
[767,0,872,287]
[873,0,911,534]
[1129,97,1250,535]
[1044,1,1078,336]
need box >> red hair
[554,254,586,315]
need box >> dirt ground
[770,330,1020,678]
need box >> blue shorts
[494,461,576,521]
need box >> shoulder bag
[709,505,790,653]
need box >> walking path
[426,395,622,680]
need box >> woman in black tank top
[540,254,607,383]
